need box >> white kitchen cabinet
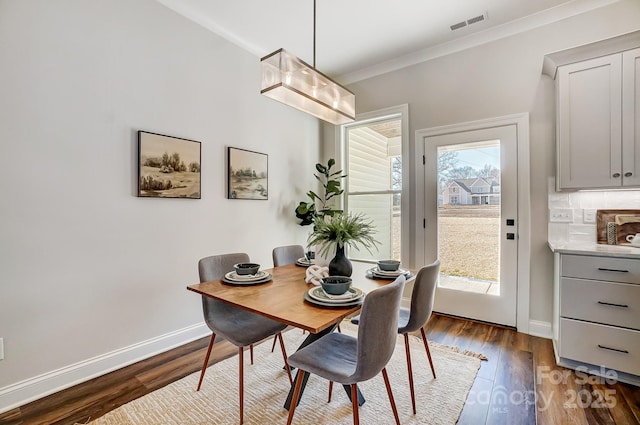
[553,252,640,385]
[543,31,640,190]
[556,54,622,189]
[623,48,640,186]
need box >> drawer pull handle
[597,344,629,354]
[597,267,629,273]
[597,301,629,308]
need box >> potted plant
[307,212,380,277]
[295,158,346,227]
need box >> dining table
[186,260,414,410]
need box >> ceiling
[156,0,620,83]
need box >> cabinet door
[622,48,640,186]
[557,54,622,189]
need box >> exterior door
[424,125,518,327]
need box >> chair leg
[239,347,244,424]
[404,333,416,415]
[286,370,306,425]
[270,335,278,352]
[196,333,216,391]
[277,332,293,384]
[382,368,401,425]
[420,327,437,378]
[250,344,254,365]
[328,381,333,402]
[351,384,360,425]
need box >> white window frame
[336,104,409,265]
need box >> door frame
[414,113,531,333]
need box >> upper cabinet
[543,31,640,190]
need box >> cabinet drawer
[560,318,640,376]
[561,254,640,284]
[561,278,640,330]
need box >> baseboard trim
[528,319,553,339]
[0,323,209,414]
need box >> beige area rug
[87,325,483,425]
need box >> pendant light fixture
[260,0,355,125]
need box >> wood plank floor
[1,314,638,425]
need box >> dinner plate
[295,257,315,267]
[371,267,410,277]
[308,286,363,304]
[224,270,270,282]
[366,268,413,280]
[222,273,273,285]
[303,291,364,308]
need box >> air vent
[450,11,488,31]
[450,21,467,31]
[467,13,486,25]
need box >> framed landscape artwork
[227,147,268,200]
[137,131,201,199]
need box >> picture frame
[137,131,201,199]
[227,147,268,200]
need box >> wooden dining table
[186,261,412,410]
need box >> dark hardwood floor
[1,314,638,425]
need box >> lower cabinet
[554,253,640,385]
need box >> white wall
[0,0,318,410]
[336,0,640,325]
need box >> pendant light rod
[313,0,316,68]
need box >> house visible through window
[343,114,404,262]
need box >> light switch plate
[583,209,596,223]
[0,338,4,360]
[550,208,573,223]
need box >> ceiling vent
[450,21,467,31]
[450,11,488,31]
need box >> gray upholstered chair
[285,275,406,425]
[352,260,440,414]
[197,253,292,425]
[272,244,305,267]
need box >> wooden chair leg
[250,344,254,365]
[404,333,417,414]
[239,347,244,424]
[270,335,278,352]
[382,368,401,425]
[420,327,436,378]
[286,371,306,425]
[328,381,333,402]
[277,333,293,384]
[196,333,216,391]
[351,384,360,425]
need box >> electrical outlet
[0,338,4,361]
[583,209,596,223]
[550,208,573,223]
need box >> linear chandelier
[260,0,355,125]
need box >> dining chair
[286,275,406,425]
[351,260,440,415]
[272,244,305,267]
[197,252,293,424]
[269,245,307,352]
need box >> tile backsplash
[547,177,640,244]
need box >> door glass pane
[436,140,500,295]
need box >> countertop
[548,241,640,259]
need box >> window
[341,106,407,263]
